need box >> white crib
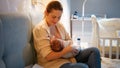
[91,15,120,59]
[99,37,120,59]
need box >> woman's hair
[45,1,63,13]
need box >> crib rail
[99,37,120,59]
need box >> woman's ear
[44,10,48,16]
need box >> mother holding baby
[33,1,101,68]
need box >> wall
[0,0,31,13]
[0,0,71,34]
[60,0,71,34]
[70,0,120,18]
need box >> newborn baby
[50,39,64,52]
[50,36,81,58]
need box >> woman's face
[46,9,62,26]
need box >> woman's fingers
[72,49,79,56]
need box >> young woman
[33,1,101,68]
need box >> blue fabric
[0,19,6,68]
[0,60,6,68]
[60,63,88,68]
[0,13,34,68]
[75,47,101,68]
[60,47,101,68]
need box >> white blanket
[98,18,120,37]
[32,64,43,68]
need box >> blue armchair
[0,13,36,68]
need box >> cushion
[0,13,34,68]
[0,19,6,68]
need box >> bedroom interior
[0,0,120,68]
[70,0,120,68]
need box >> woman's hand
[72,48,79,56]
[65,45,79,56]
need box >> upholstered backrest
[0,13,35,68]
[0,19,6,68]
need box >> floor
[27,57,120,68]
[101,57,120,68]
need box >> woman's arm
[45,45,73,61]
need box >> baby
[50,36,81,58]
[50,39,64,52]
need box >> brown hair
[51,39,63,52]
[45,1,63,13]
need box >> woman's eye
[52,16,61,20]
[52,16,56,18]
[58,17,61,19]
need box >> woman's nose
[54,18,60,23]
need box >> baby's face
[51,39,63,52]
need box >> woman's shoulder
[34,20,47,29]
[33,20,46,32]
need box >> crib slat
[109,39,112,59]
[116,39,119,59]
[102,39,105,57]
[100,37,120,59]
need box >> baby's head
[51,39,64,52]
